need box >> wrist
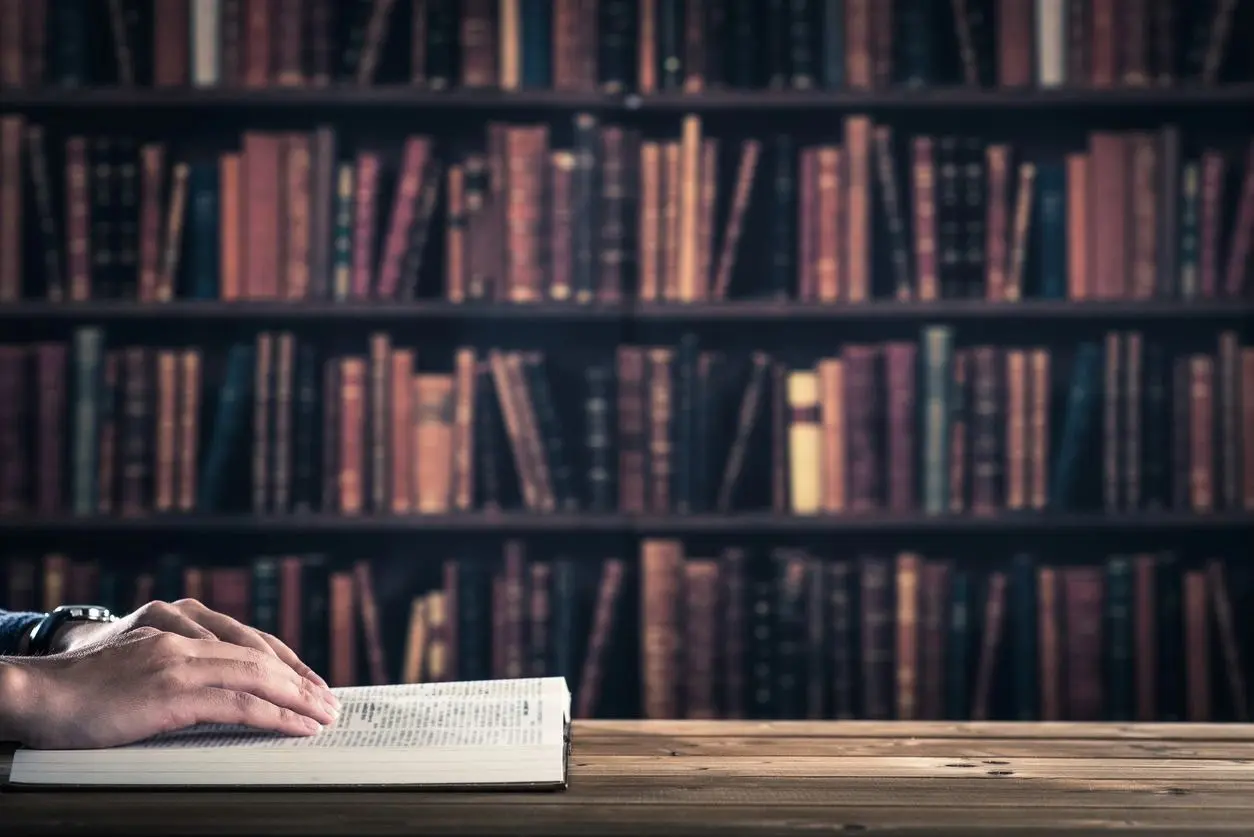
[46,620,91,655]
[0,659,37,744]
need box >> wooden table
[3,721,1254,835]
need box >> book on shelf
[7,677,573,790]
[4,541,1250,723]
[1,328,1250,520]
[0,1,1245,93]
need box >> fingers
[169,600,330,688]
[180,656,339,726]
[187,688,325,737]
[170,600,278,661]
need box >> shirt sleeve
[0,610,45,655]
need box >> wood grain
[3,721,1254,835]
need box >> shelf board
[2,87,621,112]
[1,512,1249,536]
[3,84,1251,113]
[0,299,1248,323]
[625,84,1254,112]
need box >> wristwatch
[24,605,118,655]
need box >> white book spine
[1036,0,1066,88]
[192,0,220,87]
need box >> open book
[8,677,572,789]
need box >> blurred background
[0,0,1251,723]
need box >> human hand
[51,598,328,687]
[2,626,340,749]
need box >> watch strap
[26,605,117,655]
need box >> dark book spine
[691,351,717,512]
[1035,162,1065,299]
[475,362,502,509]
[197,343,255,513]
[729,0,757,87]
[860,556,893,719]
[457,560,491,681]
[91,139,115,298]
[1049,342,1101,510]
[773,551,807,718]
[1141,341,1169,508]
[658,0,684,89]
[1155,554,1183,720]
[188,161,220,299]
[72,327,103,516]
[292,343,319,512]
[937,137,962,298]
[550,558,577,682]
[571,113,599,303]
[1105,556,1134,720]
[788,0,815,88]
[827,561,854,718]
[153,553,184,602]
[961,137,987,299]
[896,0,933,86]
[947,569,970,719]
[821,0,844,87]
[770,134,794,298]
[52,0,88,86]
[120,347,150,516]
[583,362,613,512]
[252,556,280,636]
[673,334,698,513]
[765,0,788,87]
[114,139,139,300]
[597,126,627,303]
[25,126,64,301]
[748,578,774,718]
[1011,553,1036,720]
[301,554,330,678]
[523,355,578,511]
[598,0,632,91]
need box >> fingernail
[302,717,322,733]
[321,688,341,710]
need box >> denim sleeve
[0,611,45,655]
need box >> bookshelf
[0,299,1250,323]
[2,511,1252,535]
[1,0,1252,726]
[2,82,1252,111]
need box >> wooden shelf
[1,87,620,112]
[2,83,1251,114]
[625,83,1254,112]
[0,299,1249,324]
[1,512,1249,536]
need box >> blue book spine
[521,0,552,88]
[822,0,845,88]
[1037,162,1066,299]
[1049,341,1101,509]
[189,162,220,300]
[197,343,255,511]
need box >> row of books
[3,541,1250,722]
[0,0,1248,92]
[1,115,1251,305]
[0,326,1250,518]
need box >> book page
[124,677,569,751]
